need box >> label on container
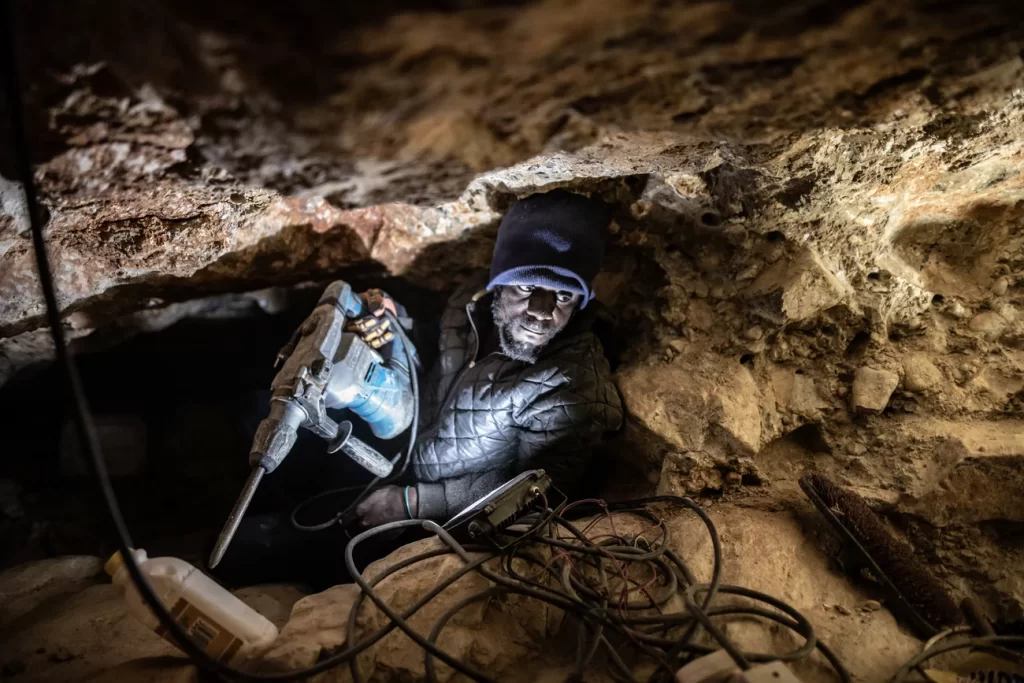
[155,598,244,663]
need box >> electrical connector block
[676,651,802,683]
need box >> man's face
[491,285,581,363]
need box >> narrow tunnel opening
[0,275,449,572]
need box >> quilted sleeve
[514,340,623,493]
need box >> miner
[218,189,623,586]
[354,189,625,526]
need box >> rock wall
[3,0,1024,679]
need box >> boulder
[618,355,764,461]
[969,311,1008,341]
[259,540,557,682]
[771,369,830,420]
[746,249,848,324]
[851,367,900,414]
[902,355,943,393]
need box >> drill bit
[208,466,265,569]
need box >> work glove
[346,289,397,350]
[353,485,417,528]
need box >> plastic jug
[106,549,278,663]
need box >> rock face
[4,0,1024,383]
[4,0,1024,679]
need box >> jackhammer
[209,280,416,568]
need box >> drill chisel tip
[208,466,265,569]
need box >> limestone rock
[258,583,361,670]
[712,364,763,455]
[618,355,764,460]
[260,540,556,682]
[902,355,943,393]
[969,311,1008,341]
[616,361,709,456]
[851,367,900,414]
[771,368,830,419]
[746,248,849,324]
[895,418,1024,524]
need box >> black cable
[344,520,497,683]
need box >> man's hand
[347,289,398,350]
[354,485,417,528]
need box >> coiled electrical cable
[337,499,855,683]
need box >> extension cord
[676,650,803,683]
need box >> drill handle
[328,420,394,479]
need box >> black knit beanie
[487,190,611,307]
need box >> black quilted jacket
[412,275,624,521]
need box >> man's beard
[491,292,555,364]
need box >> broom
[799,472,963,638]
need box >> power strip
[676,651,803,683]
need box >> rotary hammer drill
[209,280,416,568]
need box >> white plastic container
[105,549,278,663]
